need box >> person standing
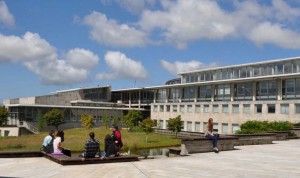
[112,125,123,156]
[204,118,219,153]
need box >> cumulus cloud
[65,48,99,70]
[0,1,15,27]
[0,32,99,85]
[248,22,300,49]
[138,0,300,49]
[83,0,300,49]
[96,51,147,80]
[161,60,218,76]
[83,11,148,47]
[140,0,236,49]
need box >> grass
[0,127,181,152]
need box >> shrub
[237,120,293,134]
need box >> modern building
[3,56,300,135]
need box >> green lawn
[0,127,181,152]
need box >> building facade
[3,57,300,134]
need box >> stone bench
[180,136,239,155]
[42,152,140,165]
[267,131,289,141]
[0,150,43,158]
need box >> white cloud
[248,22,300,49]
[140,0,236,49]
[272,0,300,22]
[65,48,99,70]
[161,60,218,76]
[83,11,148,47]
[96,51,147,80]
[138,0,300,49]
[0,32,99,85]
[0,1,15,27]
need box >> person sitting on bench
[79,132,100,159]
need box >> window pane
[268,104,276,113]
[222,123,228,134]
[195,122,200,132]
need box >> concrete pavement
[0,139,300,178]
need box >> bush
[293,122,300,127]
[236,120,293,134]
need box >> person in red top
[112,125,123,156]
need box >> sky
[1,0,300,104]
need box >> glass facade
[182,58,300,83]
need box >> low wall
[267,131,288,140]
[290,128,300,137]
[155,129,204,138]
[228,133,276,146]
[180,136,238,155]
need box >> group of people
[42,118,218,157]
[41,125,123,159]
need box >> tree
[112,118,118,127]
[167,115,183,138]
[103,115,110,129]
[123,110,143,131]
[37,110,44,131]
[43,109,65,130]
[0,106,9,126]
[140,117,155,142]
[81,114,95,129]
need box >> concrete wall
[0,127,19,136]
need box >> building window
[232,124,240,134]
[222,123,228,134]
[255,104,262,113]
[296,104,300,113]
[168,88,180,102]
[195,122,200,132]
[195,105,201,113]
[181,121,185,131]
[198,85,212,101]
[282,78,300,99]
[256,80,277,100]
[233,104,239,113]
[243,104,250,113]
[215,84,231,101]
[234,82,253,100]
[180,105,185,112]
[173,105,177,112]
[213,123,218,132]
[183,87,196,102]
[222,104,228,113]
[187,121,192,132]
[154,105,158,112]
[187,105,193,113]
[156,89,167,103]
[280,104,289,114]
[203,122,207,132]
[166,105,170,112]
[268,104,276,113]
[159,105,164,112]
[204,105,210,113]
[213,105,219,113]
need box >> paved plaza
[0,139,300,178]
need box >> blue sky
[1,0,300,103]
